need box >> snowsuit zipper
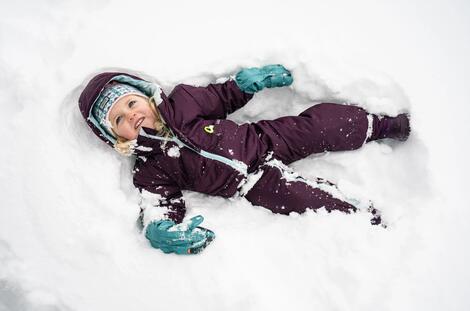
[138,128,248,176]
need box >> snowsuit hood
[78,71,165,146]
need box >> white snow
[1,0,470,310]
[139,190,170,228]
[237,169,265,197]
[232,159,249,176]
[166,146,181,158]
[135,145,152,152]
[364,114,374,142]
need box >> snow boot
[368,113,411,142]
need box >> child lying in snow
[78,65,410,255]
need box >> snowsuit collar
[133,126,173,156]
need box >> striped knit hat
[91,83,146,139]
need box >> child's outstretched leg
[241,155,384,226]
[254,103,410,164]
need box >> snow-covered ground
[1,0,469,310]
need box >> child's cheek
[120,125,133,140]
[127,125,135,137]
[142,118,154,129]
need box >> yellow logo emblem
[204,125,215,134]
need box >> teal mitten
[235,64,293,94]
[145,215,215,255]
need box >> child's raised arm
[167,64,293,121]
[168,79,253,121]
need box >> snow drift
[1,0,469,310]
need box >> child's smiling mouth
[135,117,145,129]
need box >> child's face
[108,94,156,141]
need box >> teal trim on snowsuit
[139,128,248,176]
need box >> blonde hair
[112,96,169,156]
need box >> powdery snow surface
[166,146,181,158]
[1,0,469,310]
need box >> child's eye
[116,116,122,125]
[129,100,136,108]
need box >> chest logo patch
[204,125,215,134]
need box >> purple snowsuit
[79,72,392,224]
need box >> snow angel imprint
[78,65,411,255]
